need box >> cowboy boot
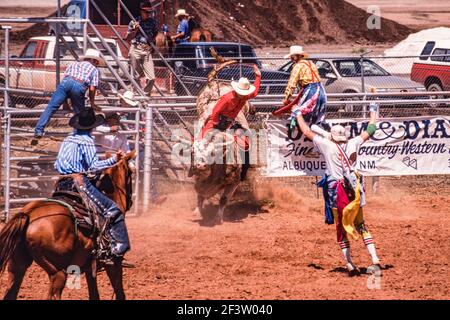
[108,215,131,258]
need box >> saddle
[51,176,102,235]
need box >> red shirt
[201,74,261,137]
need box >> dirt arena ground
[1,175,449,300]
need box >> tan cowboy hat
[231,77,256,96]
[80,48,106,67]
[175,9,189,17]
[330,125,348,142]
[118,90,139,107]
[284,45,308,59]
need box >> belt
[132,42,153,51]
[66,76,87,85]
[132,41,150,46]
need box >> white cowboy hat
[231,77,256,96]
[284,45,308,59]
[118,90,139,107]
[80,48,106,67]
[175,9,189,17]
[330,125,348,142]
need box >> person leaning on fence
[171,9,191,44]
[125,2,159,97]
[54,108,131,266]
[33,49,105,140]
[198,64,261,181]
[114,90,167,206]
[281,45,327,128]
[96,113,136,173]
[295,102,382,277]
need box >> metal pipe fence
[1,8,450,220]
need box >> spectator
[33,49,105,140]
[171,9,191,44]
[125,2,159,96]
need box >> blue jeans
[76,176,130,257]
[35,77,87,135]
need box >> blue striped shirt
[64,61,99,87]
[55,131,117,174]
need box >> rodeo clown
[273,45,327,129]
[296,102,382,277]
[198,64,261,181]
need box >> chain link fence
[2,20,450,219]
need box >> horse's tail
[0,212,29,274]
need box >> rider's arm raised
[247,65,262,99]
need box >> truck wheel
[427,82,444,108]
[427,82,443,92]
[10,95,39,108]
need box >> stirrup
[101,256,135,268]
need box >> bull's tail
[0,212,29,274]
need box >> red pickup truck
[411,40,450,92]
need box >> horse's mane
[99,151,135,213]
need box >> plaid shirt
[64,61,99,87]
[284,60,321,100]
[55,131,117,174]
[127,16,159,44]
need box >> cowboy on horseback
[55,108,131,264]
[198,64,261,181]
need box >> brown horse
[190,28,213,42]
[0,152,135,300]
[155,27,213,57]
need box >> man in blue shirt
[125,2,159,96]
[171,9,191,44]
[34,49,105,140]
[55,108,130,263]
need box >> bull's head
[192,133,237,181]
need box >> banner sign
[265,116,450,177]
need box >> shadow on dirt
[194,200,270,227]
[330,264,394,275]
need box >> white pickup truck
[0,36,127,107]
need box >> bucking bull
[182,50,254,225]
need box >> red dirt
[1,175,450,300]
[7,0,411,47]
[172,0,411,45]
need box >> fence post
[143,105,153,210]
[134,109,141,215]
[55,0,61,86]
[83,0,90,54]
[2,26,11,220]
